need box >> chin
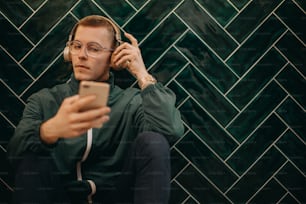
[74,72,92,81]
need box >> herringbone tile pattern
[1,0,305,203]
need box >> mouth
[75,65,90,69]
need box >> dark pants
[11,131,171,204]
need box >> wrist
[40,119,59,144]
[138,74,157,90]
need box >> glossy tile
[177,65,238,126]
[1,49,33,95]
[294,0,306,11]
[0,15,33,61]
[276,31,306,76]
[72,0,109,20]
[21,58,72,101]
[177,131,238,191]
[226,0,283,42]
[184,197,198,204]
[129,0,147,9]
[276,64,305,108]
[0,1,32,26]
[176,164,231,203]
[227,114,286,175]
[276,0,306,43]
[226,147,286,203]
[169,181,188,204]
[24,0,45,10]
[179,99,238,159]
[176,0,237,59]
[167,81,188,107]
[227,15,286,77]
[150,48,187,85]
[227,48,287,109]
[229,0,249,9]
[94,0,135,25]
[0,115,15,149]
[177,31,238,93]
[197,0,237,26]
[276,98,305,141]
[170,148,188,178]
[227,81,287,142]
[279,194,300,203]
[248,179,286,204]
[112,69,135,89]
[0,82,25,126]
[21,0,78,43]
[139,14,187,68]
[276,163,306,202]
[21,15,77,78]
[124,0,181,41]
[276,130,305,173]
[0,147,13,202]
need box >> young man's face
[71,25,114,82]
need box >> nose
[78,46,88,58]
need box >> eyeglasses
[67,40,114,58]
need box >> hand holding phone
[79,81,110,112]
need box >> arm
[135,83,184,143]
[7,91,111,164]
[111,33,184,143]
[7,93,53,165]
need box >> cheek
[94,55,111,70]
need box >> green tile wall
[0,0,305,203]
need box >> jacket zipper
[76,128,96,203]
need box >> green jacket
[7,73,184,200]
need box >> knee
[135,131,170,159]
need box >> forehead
[74,25,113,44]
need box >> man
[7,15,184,203]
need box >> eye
[87,45,101,53]
[71,42,82,50]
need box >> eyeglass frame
[67,40,114,58]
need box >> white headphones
[63,15,121,62]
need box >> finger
[62,95,80,105]
[70,112,110,131]
[115,53,134,67]
[124,32,138,47]
[75,106,111,122]
[72,95,97,112]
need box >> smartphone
[79,81,110,111]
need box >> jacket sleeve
[134,83,184,144]
[7,92,54,167]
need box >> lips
[75,65,90,69]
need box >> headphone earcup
[63,46,71,61]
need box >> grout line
[173,11,240,79]
[224,0,253,28]
[21,0,35,12]
[0,79,26,106]
[0,44,35,81]
[274,176,303,203]
[292,0,306,14]
[274,12,306,46]
[194,0,240,46]
[224,0,286,63]
[246,160,289,203]
[274,144,306,177]
[0,177,14,192]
